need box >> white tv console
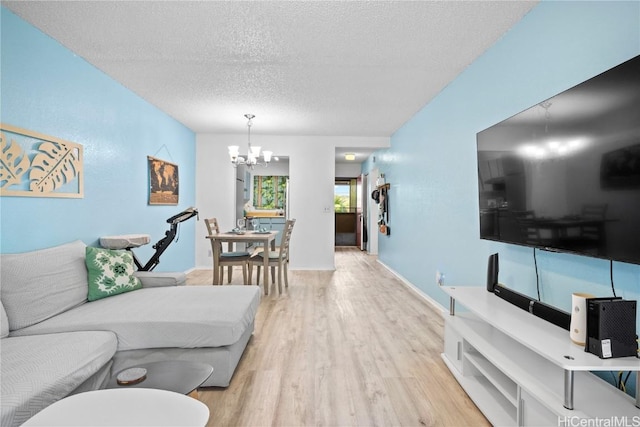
[441,286,639,426]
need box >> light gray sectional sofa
[1,240,261,427]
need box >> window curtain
[253,176,288,209]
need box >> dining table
[206,230,279,295]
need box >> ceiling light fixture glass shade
[228,114,273,169]
[344,153,356,161]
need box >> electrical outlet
[436,271,445,286]
[208,250,212,257]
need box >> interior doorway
[334,178,358,246]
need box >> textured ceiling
[3,0,537,139]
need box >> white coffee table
[22,388,209,426]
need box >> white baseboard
[376,259,447,316]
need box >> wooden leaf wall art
[0,124,84,198]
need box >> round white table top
[22,388,210,426]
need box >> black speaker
[531,299,571,330]
[486,253,499,292]
[493,284,532,312]
[493,284,571,330]
[586,298,637,359]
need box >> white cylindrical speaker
[569,292,594,345]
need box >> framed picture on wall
[147,156,179,205]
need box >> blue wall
[365,1,639,396]
[0,7,196,272]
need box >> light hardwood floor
[188,247,488,426]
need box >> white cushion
[12,285,261,351]
[1,331,117,427]
[133,271,186,287]
[0,241,88,331]
[1,301,9,338]
[99,234,150,249]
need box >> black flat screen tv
[477,55,640,265]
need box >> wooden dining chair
[204,217,251,285]
[248,218,295,295]
[578,204,608,254]
[581,204,607,239]
[513,210,542,246]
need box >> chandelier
[228,114,272,169]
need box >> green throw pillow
[86,247,142,301]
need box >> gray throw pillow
[0,240,89,331]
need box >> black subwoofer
[586,298,637,359]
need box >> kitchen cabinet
[256,217,286,246]
[242,216,286,249]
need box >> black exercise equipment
[133,207,199,271]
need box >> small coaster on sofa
[116,367,147,386]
